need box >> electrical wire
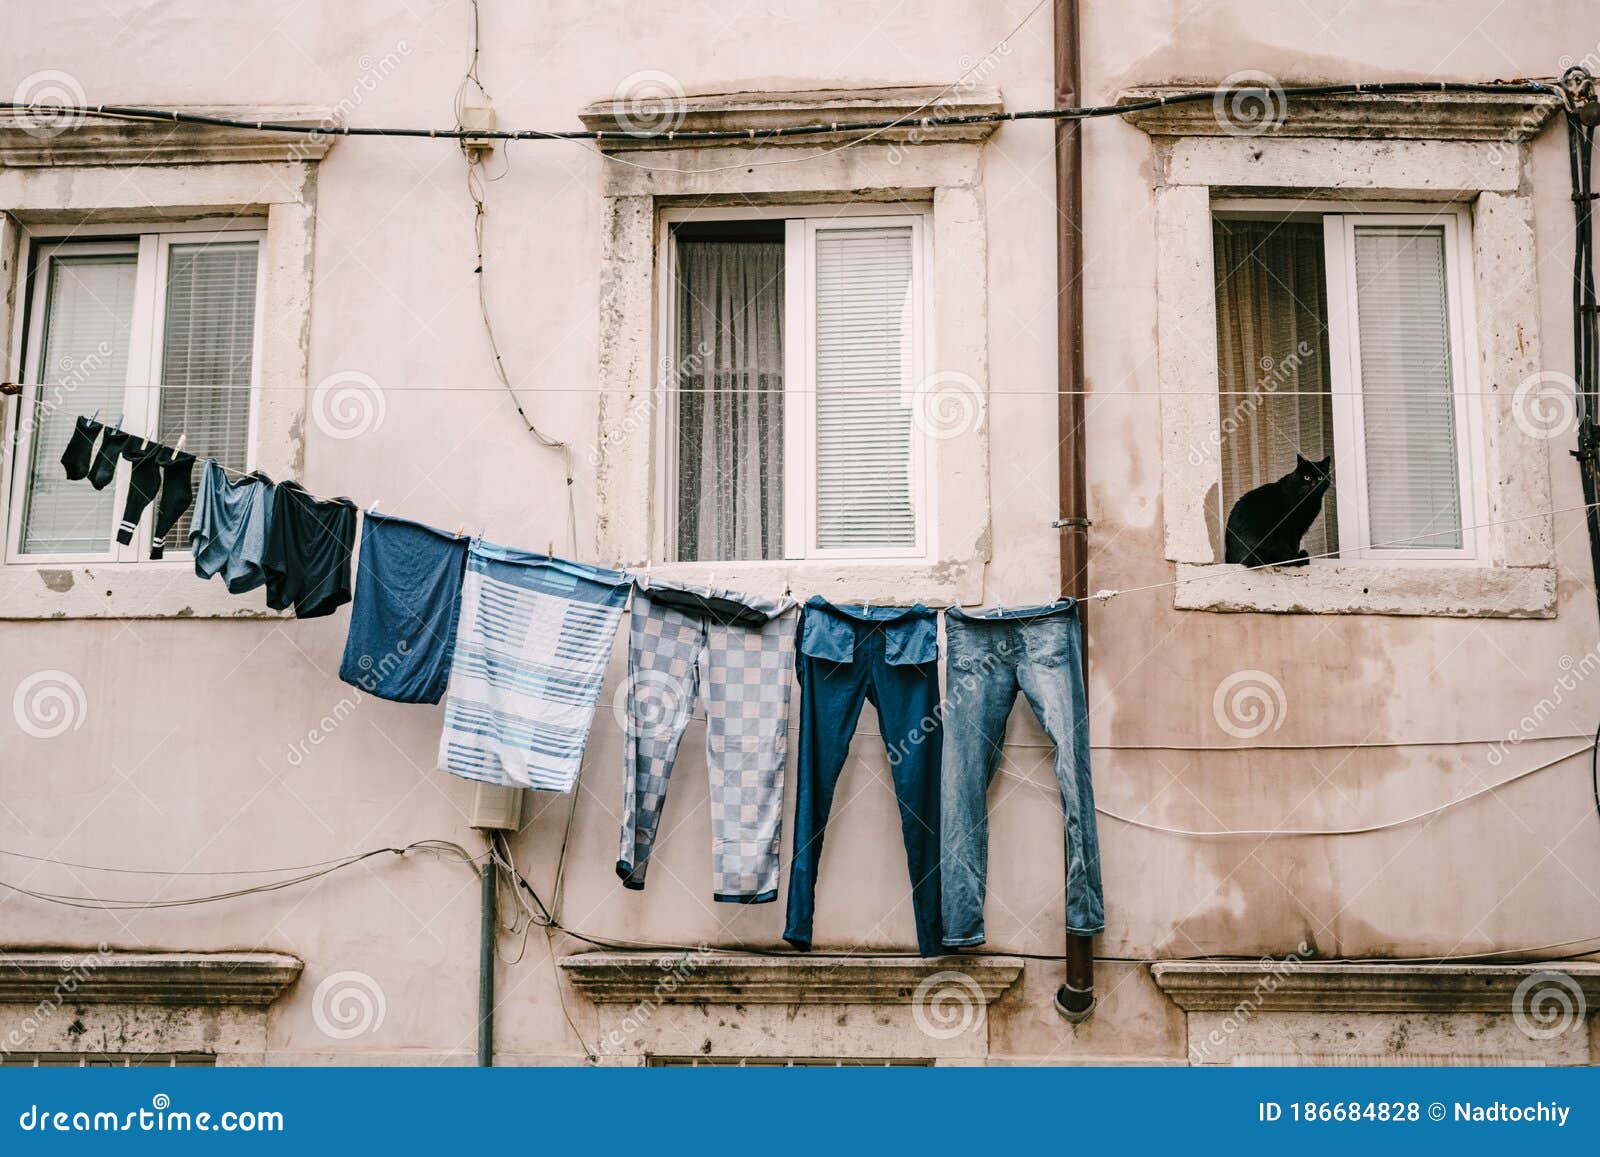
[0,80,1563,145]
[0,840,478,910]
[454,0,578,556]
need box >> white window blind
[18,253,137,555]
[811,225,916,551]
[1350,224,1463,551]
[156,240,260,544]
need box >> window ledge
[1119,87,1559,141]
[1171,561,1556,618]
[638,559,983,607]
[559,951,1023,1004]
[1152,960,1600,1013]
[579,85,1001,152]
[0,105,339,166]
[0,563,287,620]
[0,950,302,1006]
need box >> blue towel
[438,542,630,792]
[338,512,469,704]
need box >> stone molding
[580,85,1001,151]
[1119,87,1559,141]
[0,106,338,166]
[1152,960,1600,1013]
[560,952,1023,1004]
[0,950,303,1006]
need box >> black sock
[149,448,197,559]
[116,439,163,545]
[87,428,131,490]
[60,416,102,480]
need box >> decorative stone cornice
[0,106,339,166]
[1151,961,1600,1013]
[560,952,1023,1004]
[1119,87,1559,141]
[579,85,1002,152]
[0,951,303,1006]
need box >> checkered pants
[617,593,797,903]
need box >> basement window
[1213,205,1483,564]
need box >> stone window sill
[1171,561,1557,618]
[636,559,983,608]
[0,562,285,620]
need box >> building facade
[2,0,1600,1066]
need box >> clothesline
[25,382,1580,396]
[193,450,1600,608]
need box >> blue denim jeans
[941,600,1103,945]
[783,598,944,956]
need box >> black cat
[1224,454,1333,567]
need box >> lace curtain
[674,239,785,561]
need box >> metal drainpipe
[1052,0,1097,1021]
[478,849,496,1066]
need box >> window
[648,1055,931,1067]
[660,208,931,563]
[0,1052,215,1067]
[1213,206,1482,563]
[5,222,264,564]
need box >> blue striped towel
[438,541,630,792]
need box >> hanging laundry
[86,425,131,491]
[618,579,797,904]
[115,438,164,546]
[59,414,102,481]
[339,512,469,704]
[260,481,358,619]
[783,597,944,957]
[190,459,276,593]
[940,601,1103,947]
[438,543,629,792]
[148,446,197,559]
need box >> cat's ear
[1295,453,1312,470]
[1315,456,1331,472]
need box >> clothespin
[455,523,466,538]
[90,408,100,423]
[112,412,124,431]
[368,499,380,515]
[174,434,186,453]
[547,539,554,559]
[996,597,1005,616]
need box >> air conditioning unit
[470,783,523,832]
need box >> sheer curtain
[674,238,785,562]
[1213,218,1338,557]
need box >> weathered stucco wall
[1,0,1598,1064]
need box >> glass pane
[673,236,784,562]
[1213,219,1338,559]
[812,225,915,551]
[18,252,137,555]
[156,240,259,548]
[1352,224,1461,550]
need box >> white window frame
[2,218,267,566]
[654,203,934,565]
[1210,200,1487,565]
[1323,208,1486,563]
